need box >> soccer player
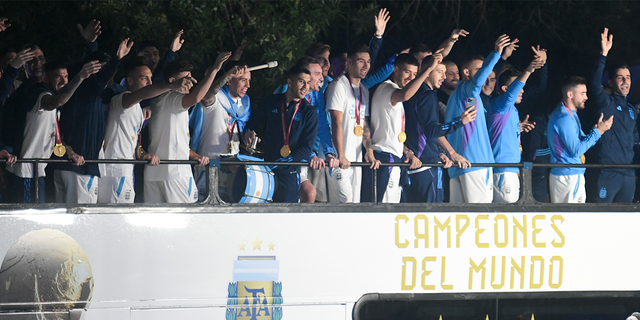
[404,60,476,203]
[99,61,192,203]
[326,44,380,203]
[547,76,612,203]
[189,62,249,201]
[489,50,545,203]
[144,52,231,203]
[588,28,640,202]
[245,66,318,203]
[444,34,511,203]
[5,61,101,203]
[364,52,443,203]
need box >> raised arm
[122,77,194,109]
[468,34,510,95]
[40,61,103,110]
[368,8,389,66]
[181,51,231,109]
[390,50,443,104]
[522,46,548,101]
[590,28,614,109]
[437,29,469,58]
[202,65,244,106]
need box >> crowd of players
[0,9,637,205]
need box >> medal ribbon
[350,84,362,126]
[55,111,62,146]
[281,99,302,148]
[227,113,237,142]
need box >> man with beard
[245,66,318,203]
[548,76,612,203]
[190,61,248,202]
[437,60,459,118]
[587,28,640,203]
[5,61,101,203]
[404,60,475,203]
[489,51,545,203]
[144,52,230,203]
[273,56,338,203]
[444,34,511,203]
[326,44,379,203]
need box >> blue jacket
[547,103,601,176]
[405,83,463,163]
[444,50,500,179]
[246,94,318,163]
[589,55,640,173]
[490,79,526,173]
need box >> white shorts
[144,176,198,204]
[299,166,309,183]
[98,176,135,203]
[449,168,493,203]
[382,166,402,203]
[331,166,361,203]
[493,172,520,203]
[550,174,585,203]
[54,170,99,204]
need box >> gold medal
[398,131,407,143]
[580,154,586,164]
[280,145,291,157]
[354,125,363,137]
[136,145,144,159]
[53,143,66,157]
[520,144,523,154]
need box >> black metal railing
[1,158,639,207]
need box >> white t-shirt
[370,80,405,158]
[102,91,144,178]
[7,92,55,178]
[196,91,243,159]
[145,91,192,181]
[325,74,369,162]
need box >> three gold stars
[239,237,276,251]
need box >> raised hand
[171,76,196,92]
[450,29,469,42]
[520,115,536,133]
[78,60,103,80]
[374,8,390,36]
[427,48,444,69]
[231,45,245,61]
[170,30,185,52]
[494,34,511,55]
[502,38,519,60]
[460,106,477,124]
[531,45,547,64]
[595,113,613,135]
[227,65,247,78]
[77,19,101,43]
[600,27,613,56]
[0,18,11,32]
[525,57,545,73]
[9,48,37,69]
[213,51,232,71]
[116,38,134,60]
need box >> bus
[0,159,638,320]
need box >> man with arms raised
[404,59,476,203]
[326,44,379,203]
[548,76,612,203]
[489,49,545,203]
[190,61,248,202]
[444,34,511,203]
[588,28,640,203]
[364,52,443,203]
[145,52,231,203]
[245,66,318,203]
[5,61,101,203]
[99,61,192,203]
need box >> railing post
[372,166,377,204]
[33,160,39,203]
[518,162,536,205]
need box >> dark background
[1,0,639,119]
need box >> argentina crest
[227,237,283,320]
